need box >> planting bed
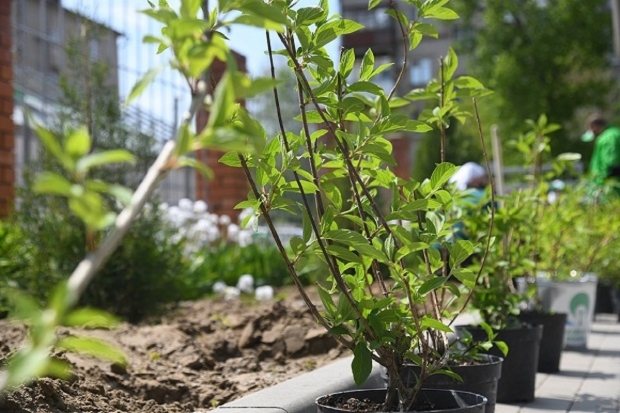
[0,287,345,412]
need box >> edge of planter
[203,356,385,413]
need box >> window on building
[409,58,433,86]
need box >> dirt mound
[0,288,346,412]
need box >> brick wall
[0,0,14,217]
[195,52,249,221]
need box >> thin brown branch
[449,98,496,326]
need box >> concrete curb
[205,356,385,413]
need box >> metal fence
[11,0,195,204]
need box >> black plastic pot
[399,355,502,413]
[457,324,543,404]
[595,281,615,315]
[518,311,567,373]
[316,388,487,413]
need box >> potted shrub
[456,116,579,400]
[535,181,620,343]
[141,0,501,411]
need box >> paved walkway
[497,314,620,413]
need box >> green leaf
[418,276,449,295]
[336,293,357,322]
[207,72,235,129]
[454,76,485,89]
[180,0,201,18]
[409,30,423,50]
[175,123,193,156]
[348,81,385,96]
[443,47,458,80]
[125,66,164,106]
[425,6,459,20]
[339,49,355,79]
[494,340,509,356]
[302,207,313,243]
[359,49,374,81]
[479,321,494,339]
[352,342,372,386]
[241,0,289,26]
[33,172,73,196]
[63,308,120,329]
[415,23,438,38]
[421,317,453,333]
[318,286,337,317]
[295,6,324,27]
[326,245,362,264]
[76,150,136,175]
[105,184,133,206]
[56,336,127,365]
[434,368,463,382]
[448,240,475,268]
[65,126,91,159]
[219,151,242,167]
[314,19,364,49]
[177,156,213,179]
[430,162,457,191]
[368,0,382,9]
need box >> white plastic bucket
[536,274,598,349]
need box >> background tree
[454,0,615,165]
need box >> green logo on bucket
[569,293,590,328]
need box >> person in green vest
[581,114,620,194]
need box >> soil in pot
[457,323,543,404]
[316,388,487,413]
[399,355,502,413]
[518,311,567,373]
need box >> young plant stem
[449,98,496,326]
[386,0,410,102]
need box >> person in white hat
[449,162,488,191]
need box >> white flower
[213,281,227,294]
[223,286,241,300]
[227,223,240,241]
[255,285,274,301]
[178,198,193,212]
[237,231,253,247]
[219,214,231,226]
[237,274,254,293]
[193,200,208,214]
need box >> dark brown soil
[0,287,346,413]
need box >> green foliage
[537,183,620,281]
[7,189,188,322]
[412,116,483,181]
[462,115,587,324]
[135,0,493,408]
[454,0,615,162]
[181,242,298,298]
[3,284,125,390]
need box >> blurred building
[340,0,469,178]
[0,0,208,218]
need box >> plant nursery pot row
[457,323,543,404]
